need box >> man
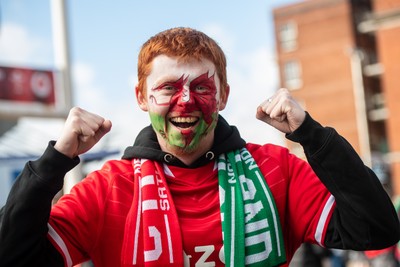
[0,27,399,267]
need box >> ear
[135,84,148,111]
[219,84,230,111]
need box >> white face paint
[181,85,190,102]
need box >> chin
[171,142,199,156]
[165,130,213,157]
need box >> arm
[257,88,400,250]
[288,113,399,250]
[0,143,78,267]
[0,107,112,266]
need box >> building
[273,0,400,195]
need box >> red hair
[137,27,228,98]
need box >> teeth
[170,117,198,123]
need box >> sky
[0,0,303,154]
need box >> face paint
[167,72,218,150]
[150,75,188,106]
[181,84,190,102]
[145,56,223,152]
[185,72,218,126]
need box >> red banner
[0,66,56,105]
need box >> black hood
[122,115,246,168]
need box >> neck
[158,132,214,166]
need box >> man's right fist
[54,107,112,158]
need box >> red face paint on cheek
[190,73,218,125]
[168,72,218,124]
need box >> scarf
[122,148,286,266]
[218,149,286,266]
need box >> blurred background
[1,0,399,266]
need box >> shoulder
[96,159,134,176]
[246,143,292,164]
[54,159,135,214]
[245,142,311,186]
[245,143,293,182]
[70,159,135,196]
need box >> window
[283,60,302,90]
[278,21,298,52]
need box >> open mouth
[170,116,199,129]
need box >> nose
[179,86,192,103]
[181,86,190,102]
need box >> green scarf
[218,148,286,266]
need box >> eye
[159,85,179,96]
[194,85,209,93]
[162,85,177,91]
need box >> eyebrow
[190,71,215,85]
[151,74,187,91]
[150,71,215,90]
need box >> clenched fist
[54,107,112,158]
[256,88,306,134]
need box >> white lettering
[244,201,263,223]
[245,218,269,233]
[219,186,225,223]
[158,187,168,198]
[227,163,236,184]
[245,232,272,264]
[184,245,225,267]
[141,175,155,187]
[144,226,162,262]
[159,199,170,211]
[142,199,158,211]
[240,150,258,170]
[184,251,192,267]
[155,174,163,185]
[219,245,225,264]
[239,175,256,201]
[195,245,216,267]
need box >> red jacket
[48,143,333,266]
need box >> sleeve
[47,170,110,266]
[287,112,400,250]
[284,151,336,247]
[0,141,79,267]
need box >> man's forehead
[146,55,221,89]
[151,55,216,72]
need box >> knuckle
[281,87,289,93]
[70,116,81,125]
[70,106,82,114]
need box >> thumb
[256,105,291,133]
[256,106,270,123]
[93,119,112,143]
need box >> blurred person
[346,251,369,267]
[300,243,331,267]
[364,247,398,267]
[0,27,399,267]
[359,185,400,267]
[329,249,347,267]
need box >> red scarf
[122,159,184,266]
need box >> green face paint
[150,111,218,152]
[149,113,166,136]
